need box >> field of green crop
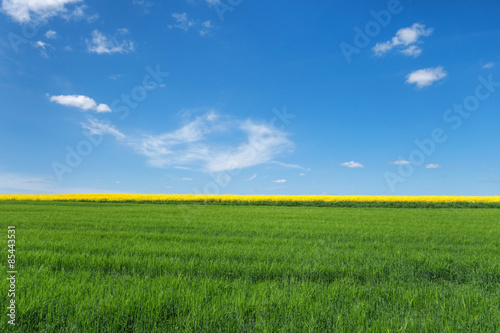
[1,201,499,332]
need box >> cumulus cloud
[86,30,134,55]
[44,29,57,39]
[340,161,364,168]
[425,164,441,169]
[406,66,447,88]
[1,0,82,22]
[81,111,294,173]
[50,94,111,113]
[373,23,433,57]
[389,160,411,165]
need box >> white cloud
[168,13,214,36]
[81,111,294,173]
[406,66,447,88]
[1,0,81,22]
[170,12,194,31]
[373,23,433,57]
[399,44,421,57]
[44,29,57,39]
[50,94,111,113]
[272,179,286,183]
[389,160,411,165]
[117,28,129,35]
[81,118,124,138]
[133,0,153,13]
[483,62,495,69]
[86,30,134,55]
[246,173,257,181]
[299,173,306,176]
[206,120,293,172]
[200,20,214,36]
[425,164,441,169]
[340,161,364,168]
[180,177,193,181]
[32,40,51,58]
[271,161,310,171]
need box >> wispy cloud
[169,12,194,31]
[168,13,215,36]
[272,179,286,183]
[117,28,129,35]
[271,161,310,171]
[483,62,495,69]
[246,173,257,181]
[50,94,111,113]
[107,74,123,80]
[373,23,433,57]
[340,161,364,168]
[425,163,441,169]
[1,0,81,23]
[86,30,134,55]
[388,160,411,165]
[32,40,51,58]
[200,20,214,36]
[81,111,294,173]
[133,0,153,13]
[406,66,447,88]
[81,118,124,138]
[205,120,293,172]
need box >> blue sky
[0,0,499,195]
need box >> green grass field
[1,201,499,332]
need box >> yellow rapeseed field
[0,194,499,204]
